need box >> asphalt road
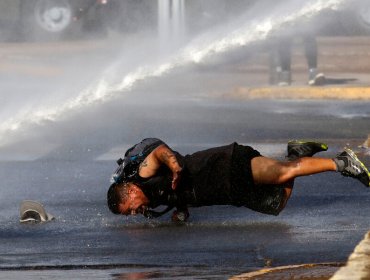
[0,36,370,280]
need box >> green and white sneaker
[334,148,370,188]
[287,140,328,160]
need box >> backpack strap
[111,138,165,184]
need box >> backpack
[111,138,165,184]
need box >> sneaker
[308,68,325,86]
[334,148,370,187]
[287,140,328,160]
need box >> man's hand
[155,145,183,189]
[171,169,182,190]
[171,209,189,222]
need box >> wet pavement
[0,36,370,280]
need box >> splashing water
[0,0,345,147]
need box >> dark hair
[107,182,129,214]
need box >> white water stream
[0,0,346,147]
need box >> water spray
[0,0,346,147]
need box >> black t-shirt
[182,143,236,206]
[133,141,261,208]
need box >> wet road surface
[0,37,370,279]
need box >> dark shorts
[231,144,286,216]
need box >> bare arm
[138,144,183,190]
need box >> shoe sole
[344,147,370,187]
[288,140,328,152]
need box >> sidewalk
[227,85,370,100]
[330,231,370,280]
[221,36,370,100]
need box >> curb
[330,231,370,280]
[227,87,370,100]
[230,230,370,280]
[229,263,343,280]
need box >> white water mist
[0,0,346,147]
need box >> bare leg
[251,156,337,185]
